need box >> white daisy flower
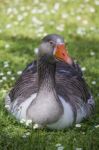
[7,8,13,14]
[17,15,24,21]
[2,76,7,81]
[81,67,86,72]
[82,20,88,25]
[6,24,12,29]
[17,71,22,75]
[91,81,96,85]
[54,3,60,11]
[75,148,82,150]
[20,118,26,124]
[22,132,30,138]
[76,27,86,36]
[95,125,99,128]
[62,13,68,19]
[7,71,12,75]
[57,146,64,150]
[76,16,81,21]
[4,63,9,68]
[56,24,64,32]
[25,119,32,126]
[0,72,4,76]
[33,123,39,129]
[89,7,95,13]
[5,44,10,49]
[95,0,99,5]
[0,29,3,33]
[56,143,62,147]
[75,124,81,128]
[5,104,10,110]
[34,48,39,54]
[11,77,15,80]
[90,51,95,56]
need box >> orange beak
[54,44,72,65]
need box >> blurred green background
[0,0,99,150]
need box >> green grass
[0,0,99,149]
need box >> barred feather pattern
[8,60,95,117]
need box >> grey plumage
[5,34,95,128]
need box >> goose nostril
[62,53,65,56]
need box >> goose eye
[49,41,55,46]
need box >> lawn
[0,0,99,150]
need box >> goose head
[38,34,72,65]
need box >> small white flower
[56,143,64,150]
[90,51,95,56]
[5,104,10,110]
[6,24,12,29]
[34,48,39,54]
[63,0,68,2]
[91,81,96,85]
[84,0,89,2]
[95,0,99,5]
[20,118,26,124]
[95,125,99,128]
[17,71,22,75]
[4,63,9,68]
[0,29,2,33]
[56,143,62,147]
[2,76,7,81]
[36,27,44,33]
[54,3,60,11]
[0,72,4,76]
[81,67,86,72]
[75,124,81,128]
[76,16,81,21]
[11,77,15,80]
[76,27,85,36]
[22,132,30,138]
[75,148,82,150]
[90,26,96,31]
[7,71,12,75]
[89,7,95,13]
[82,20,88,25]
[5,44,10,49]
[57,146,64,150]
[82,132,85,134]
[31,8,38,14]
[7,8,12,14]
[23,12,28,17]
[17,15,24,21]
[62,13,69,19]
[56,24,64,32]
[33,123,39,129]
[25,119,32,126]
[32,17,43,25]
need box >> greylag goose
[5,34,95,129]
